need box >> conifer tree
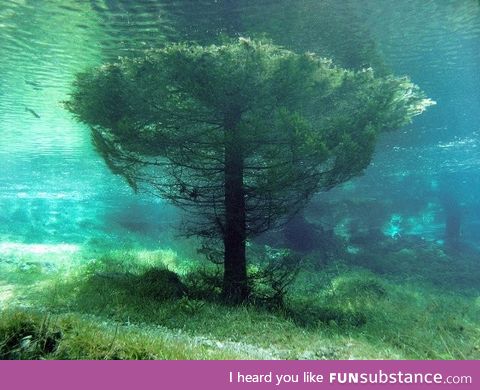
[66,39,434,303]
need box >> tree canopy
[66,38,434,303]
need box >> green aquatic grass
[301,261,479,357]
[0,310,244,360]
[1,245,479,360]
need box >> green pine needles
[66,38,434,303]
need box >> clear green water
[1,0,479,245]
[0,0,479,360]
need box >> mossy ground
[0,239,479,360]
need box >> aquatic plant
[248,247,302,307]
[66,38,434,304]
[0,311,62,359]
[0,310,243,360]
[3,245,478,360]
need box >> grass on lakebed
[0,245,479,360]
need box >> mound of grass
[134,268,186,300]
[85,248,193,276]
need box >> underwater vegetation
[66,38,433,304]
[1,0,479,362]
[1,238,479,360]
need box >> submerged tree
[66,39,434,303]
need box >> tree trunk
[223,112,249,304]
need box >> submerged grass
[1,243,479,360]
[0,310,244,359]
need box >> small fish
[25,80,42,89]
[25,107,40,118]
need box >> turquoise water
[0,0,479,251]
[1,0,480,361]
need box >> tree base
[222,281,250,305]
